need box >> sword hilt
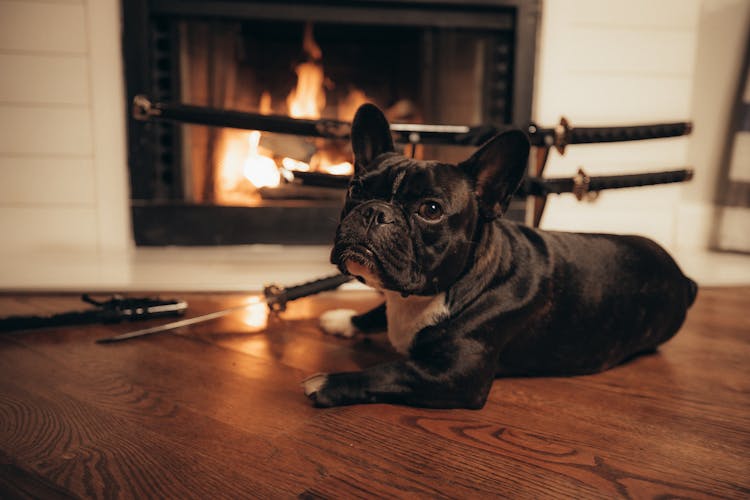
[587,168,694,191]
[522,168,694,199]
[264,273,353,312]
[568,122,692,147]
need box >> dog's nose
[362,203,395,227]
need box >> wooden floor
[0,287,748,498]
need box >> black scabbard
[146,100,352,140]
[0,296,188,334]
[0,310,119,333]
[524,169,694,197]
[568,123,693,145]
[132,95,692,148]
[294,169,693,196]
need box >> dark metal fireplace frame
[122,0,541,245]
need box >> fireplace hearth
[123,0,540,245]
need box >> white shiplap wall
[0,0,745,290]
[533,0,701,250]
[0,0,129,253]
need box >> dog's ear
[351,104,395,174]
[459,130,530,219]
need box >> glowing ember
[243,131,280,188]
[281,157,311,172]
[321,162,354,176]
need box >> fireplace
[123,0,540,245]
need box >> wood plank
[550,74,694,124]
[86,0,131,253]
[567,0,699,29]
[0,106,92,155]
[0,1,87,54]
[0,53,89,105]
[0,207,98,250]
[566,28,695,76]
[0,288,748,497]
[538,138,692,176]
[0,156,95,205]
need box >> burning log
[260,133,317,162]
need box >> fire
[243,131,280,188]
[217,22,364,202]
[286,23,325,119]
[259,91,272,115]
[287,62,326,119]
[338,88,369,121]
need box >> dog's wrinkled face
[332,154,478,295]
[331,104,530,296]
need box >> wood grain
[0,288,748,498]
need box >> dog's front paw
[301,372,335,407]
[301,372,328,396]
[319,309,358,338]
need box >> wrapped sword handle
[264,273,353,312]
[568,122,692,147]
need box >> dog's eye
[417,201,444,221]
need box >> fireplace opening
[183,20,426,207]
[124,1,540,245]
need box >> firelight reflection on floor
[242,296,270,332]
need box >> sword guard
[573,167,597,201]
[132,94,161,120]
[554,117,571,155]
[264,284,287,313]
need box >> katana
[290,168,694,200]
[132,95,692,149]
[131,95,694,227]
[0,295,188,334]
[521,168,694,200]
[95,273,352,344]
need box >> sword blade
[95,272,352,344]
[96,300,260,344]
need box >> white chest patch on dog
[384,291,449,354]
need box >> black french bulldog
[302,104,697,409]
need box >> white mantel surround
[0,0,748,291]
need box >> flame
[243,131,280,188]
[338,88,369,121]
[286,23,325,119]
[287,62,325,119]
[259,91,272,115]
[215,22,366,203]
[302,22,322,61]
